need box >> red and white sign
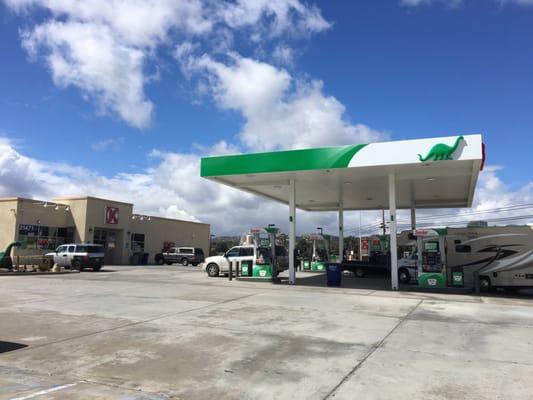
[105,206,119,224]
[360,238,369,256]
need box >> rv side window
[455,245,471,253]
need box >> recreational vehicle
[398,225,533,290]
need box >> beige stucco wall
[53,197,89,242]
[1,196,210,265]
[1,198,75,258]
[130,217,210,264]
[0,199,18,251]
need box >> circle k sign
[105,206,119,224]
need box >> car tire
[93,265,102,272]
[355,267,365,278]
[398,268,410,284]
[182,258,189,266]
[479,276,492,292]
[206,263,219,277]
[156,257,164,265]
[72,260,82,271]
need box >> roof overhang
[201,134,484,212]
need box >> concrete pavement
[1,266,533,399]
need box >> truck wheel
[398,268,410,284]
[206,263,219,277]
[479,276,492,292]
[182,258,189,266]
[355,268,365,278]
[72,260,82,271]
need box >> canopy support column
[288,179,296,285]
[389,173,398,290]
[338,202,344,263]
[410,204,416,230]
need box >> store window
[131,233,145,253]
[18,224,74,250]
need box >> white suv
[203,245,288,277]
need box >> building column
[410,204,416,230]
[389,173,399,290]
[288,179,296,285]
[338,201,344,263]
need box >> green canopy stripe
[201,144,367,177]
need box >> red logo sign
[105,206,119,224]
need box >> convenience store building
[0,196,210,265]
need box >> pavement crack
[9,292,260,354]
[323,299,424,399]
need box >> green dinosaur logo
[418,136,465,162]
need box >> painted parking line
[10,383,78,400]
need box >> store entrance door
[93,229,121,264]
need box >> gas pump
[413,228,448,288]
[309,234,329,272]
[264,226,279,278]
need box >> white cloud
[272,45,294,66]
[180,53,388,151]
[215,0,331,38]
[91,137,124,152]
[5,0,330,129]
[400,0,463,6]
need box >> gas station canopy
[201,134,484,211]
[201,134,484,288]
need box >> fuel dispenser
[242,227,279,279]
[413,228,448,289]
[309,234,329,272]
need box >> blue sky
[0,0,532,234]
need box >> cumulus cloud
[179,53,388,151]
[5,0,330,129]
[91,137,124,152]
[400,0,463,6]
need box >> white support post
[288,179,296,285]
[410,204,416,230]
[389,173,399,290]
[338,202,344,263]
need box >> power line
[343,203,533,234]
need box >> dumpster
[141,253,149,265]
[326,263,342,287]
[130,253,142,265]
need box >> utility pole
[381,210,386,235]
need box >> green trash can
[452,271,464,287]
[241,260,253,277]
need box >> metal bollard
[229,261,233,281]
[473,271,480,295]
